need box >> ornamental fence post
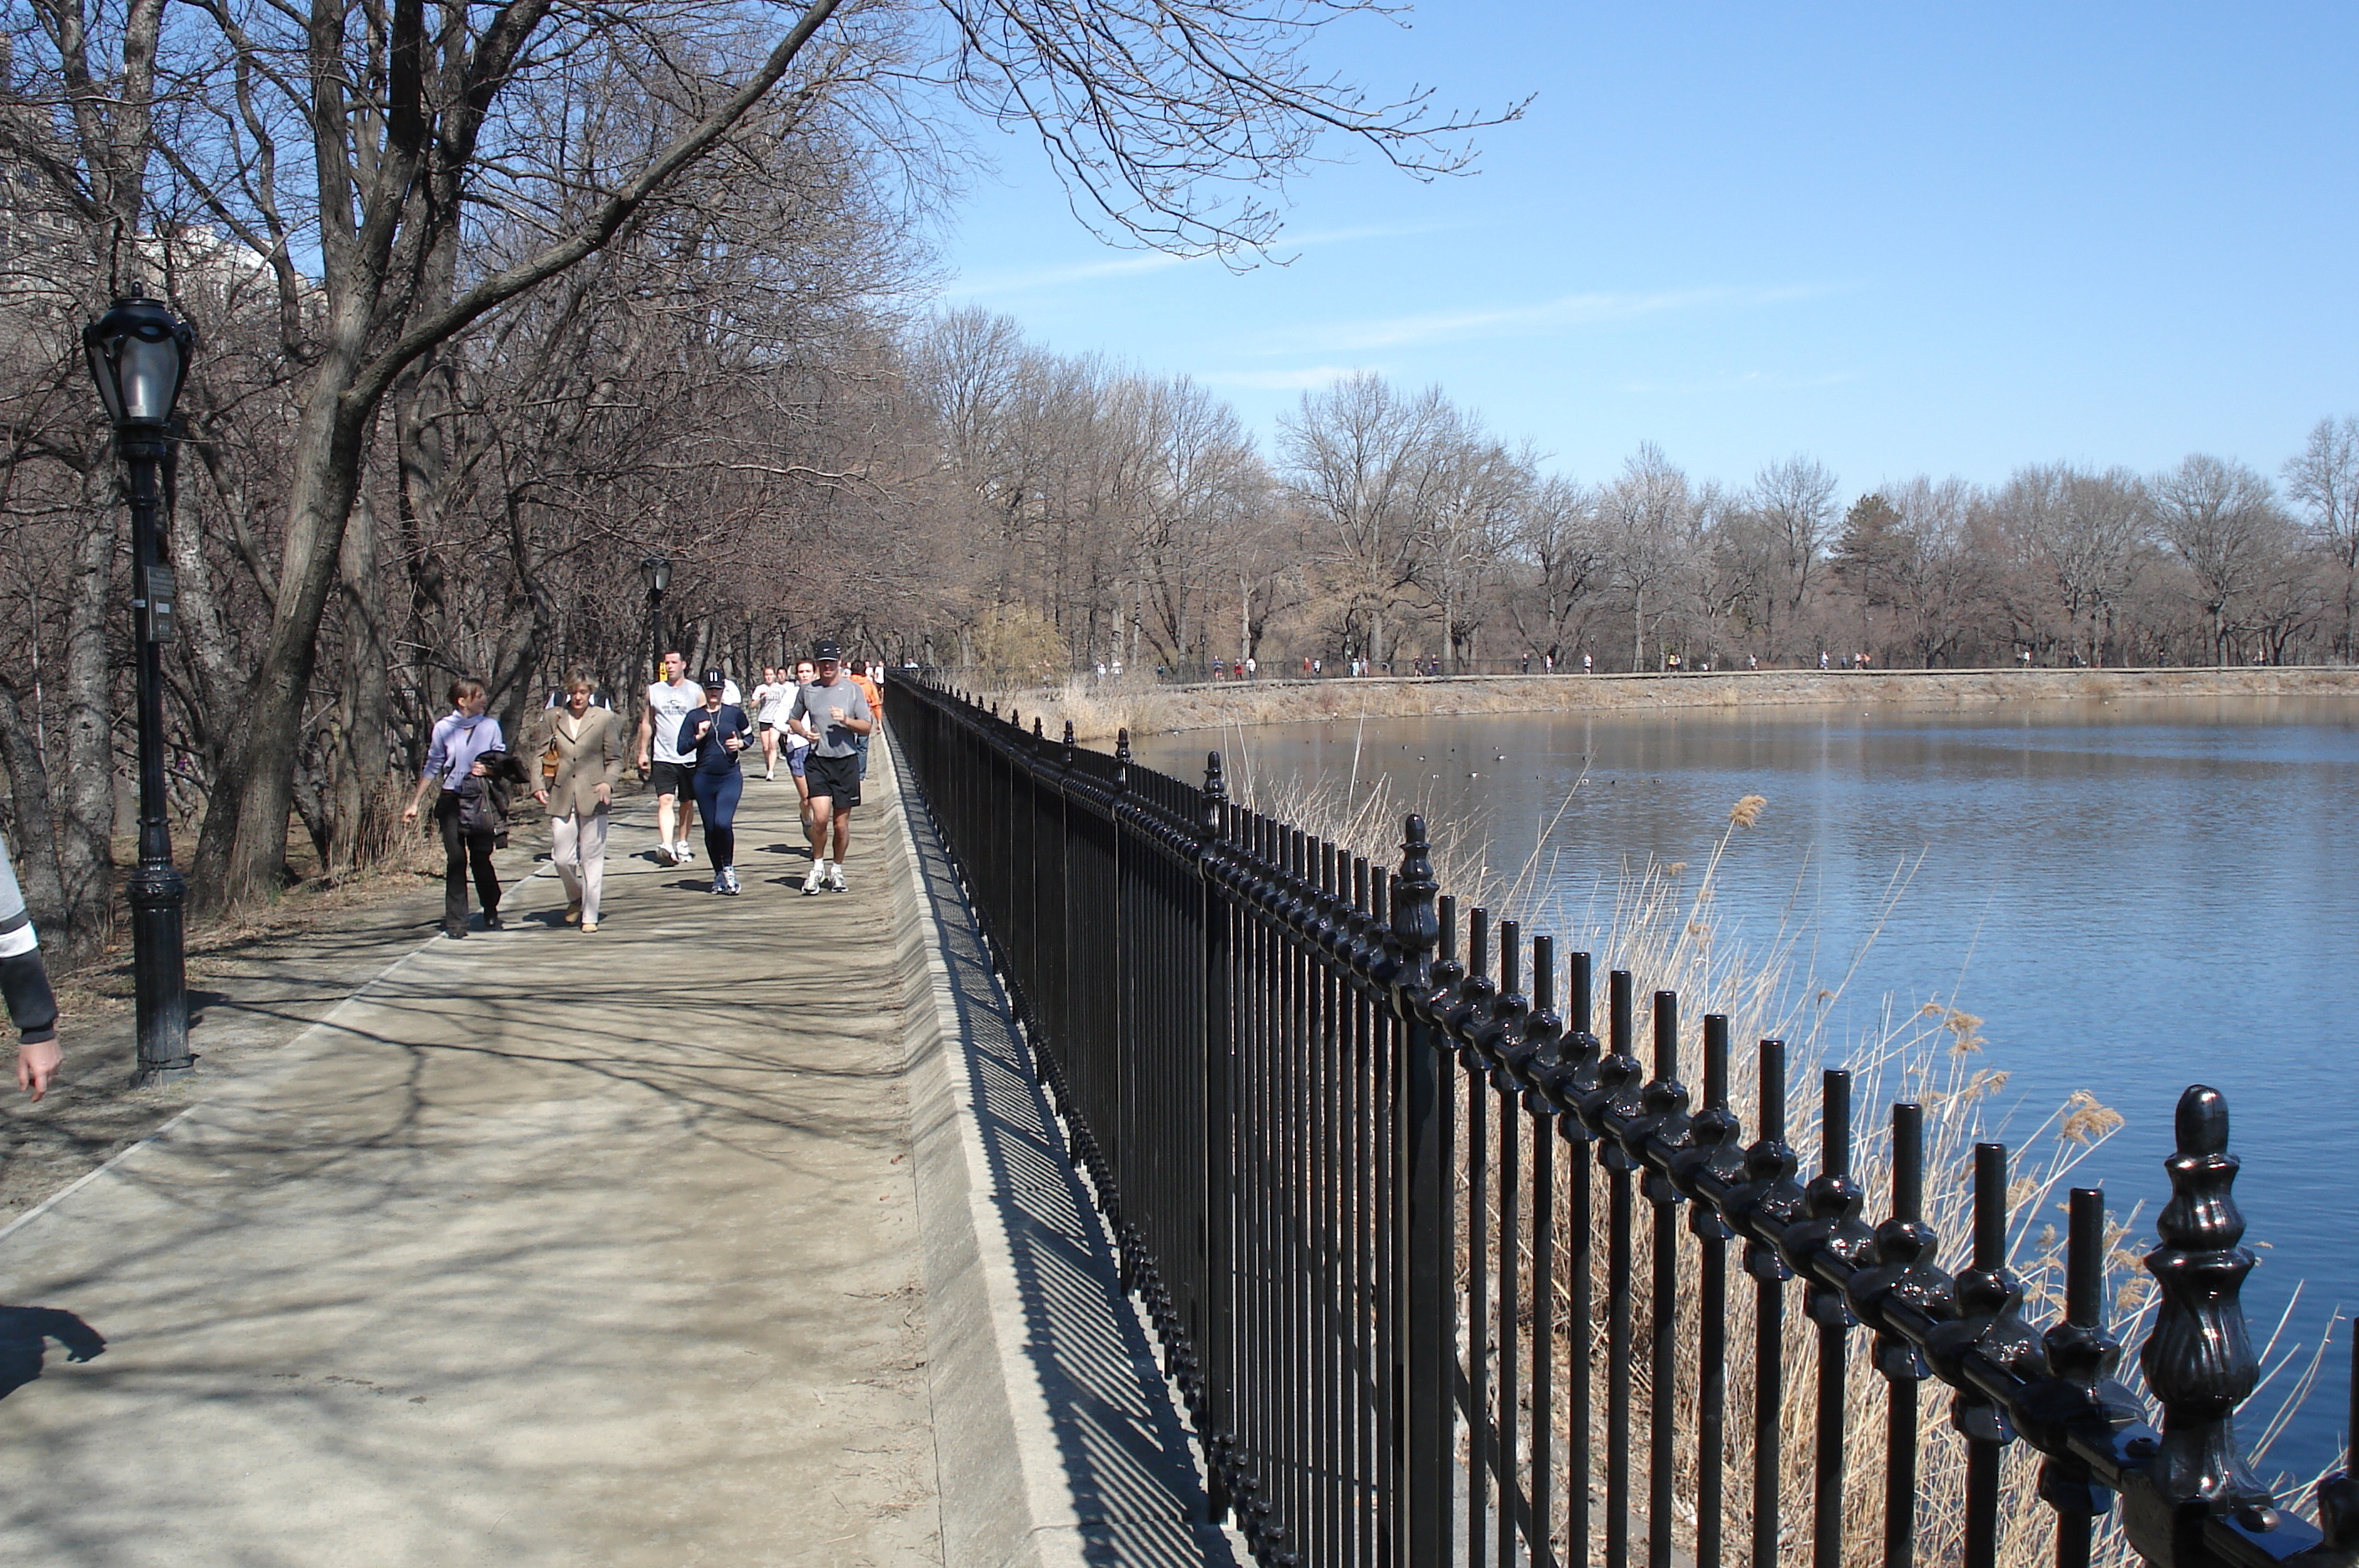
[1199,747,1236,1523]
[1390,814,1449,1567]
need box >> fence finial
[1062,719,1076,766]
[1200,751,1226,842]
[1390,815,1439,991]
[2140,1084,2277,1526]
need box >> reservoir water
[1135,694,2359,1482]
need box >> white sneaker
[826,864,846,894]
[675,839,694,864]
[710,869,728,895]
[654,841,677,867]
[720,868,741,896]
[803,862,825,895]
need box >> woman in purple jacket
[402,677,508,937]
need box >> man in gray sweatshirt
[0,837,62,1100]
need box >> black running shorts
[804,750,861,808]
[647,759,691,797]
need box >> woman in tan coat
[533,671,625,931]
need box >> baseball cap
[811,638,841,662]
[700,668,726,689]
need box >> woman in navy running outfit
[677,668,752,895]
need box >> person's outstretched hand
[17,1038,62,1101]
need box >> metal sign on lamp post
[84,288,197,1086]
[642,554,672,679]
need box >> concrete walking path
[0,740,1236,1566]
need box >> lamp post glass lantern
[85,289,197,1084]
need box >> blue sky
[932,2,2359,495]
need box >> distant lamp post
[641,554,672,678]
[84,290,197,1086]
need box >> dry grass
[1223,766,2332,1568]
[987,667,2359,745]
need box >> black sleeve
[1,949,59,1044]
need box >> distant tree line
[915,334,2359,683]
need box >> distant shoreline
[1004,665,2359,741]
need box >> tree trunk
[54,490,121,957]
[0,681,69,939]
[192,353,376,910]
[326,490,392,879]
[173,436,254,776]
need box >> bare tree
[1412,424,1526,670]
[1504,473,1605,663]
[1987,464,2145,666]
[1749,454,1837,656]
[1282,373,1456,666]
[2283,415,2359,659]
[2149,455,2295,665]
[1881,477,1987,666]
[1598,442,1701,671]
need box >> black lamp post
[641,554,672,679]
[84,290,197,1086]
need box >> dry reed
[1224,768,2329,1568]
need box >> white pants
[551,807,609,922]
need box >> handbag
[542,730,561,781]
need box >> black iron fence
[889,674,2358,1568]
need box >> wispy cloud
[951,251,1208,297]
[1264,219,1465,251]
[947,219,1463,298]
[1620,369,1857,395]
[1260,284,1834,354]
[1200,365,1381,391]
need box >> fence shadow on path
[901,739,1243,1568]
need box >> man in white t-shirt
[753,666,796,781]
[637,650,706,866]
